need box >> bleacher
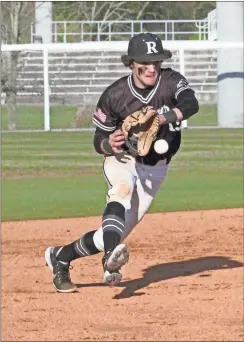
[12,49,217,105]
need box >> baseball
[154,139,169,154]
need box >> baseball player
[45,32,199,293]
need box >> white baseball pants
[93,154,169,251]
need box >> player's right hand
[109,129,125,153]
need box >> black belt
[136,155,171,166]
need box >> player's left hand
[121,107,160,157]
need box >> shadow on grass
[75,256,243,299]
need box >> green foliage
[189,33,200,41]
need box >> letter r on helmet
[146,41,158,54]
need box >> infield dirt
[2,208,243,341]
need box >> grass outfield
[1,104,217,130]
[2,129,243,222]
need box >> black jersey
[92,68,195,165]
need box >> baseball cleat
[102,244,129,286]
[103,269,122,287]
[45,247,77,293]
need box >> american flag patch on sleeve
[94,108,107,123]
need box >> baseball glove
[121,106,160,157]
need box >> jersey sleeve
[92,87,117,133]
[169,71,194,100]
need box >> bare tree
[53,1,150,21]
[52,1,214,42]
[53,1,215,21]
[1,1,35,130]
[53,1,151,41]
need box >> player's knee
[109,182,131,199]
[108,182,132,210]
[117,182,131,198]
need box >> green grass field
[1,104,217,130]
[2,127,243,222]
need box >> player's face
[131,61,161,88]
